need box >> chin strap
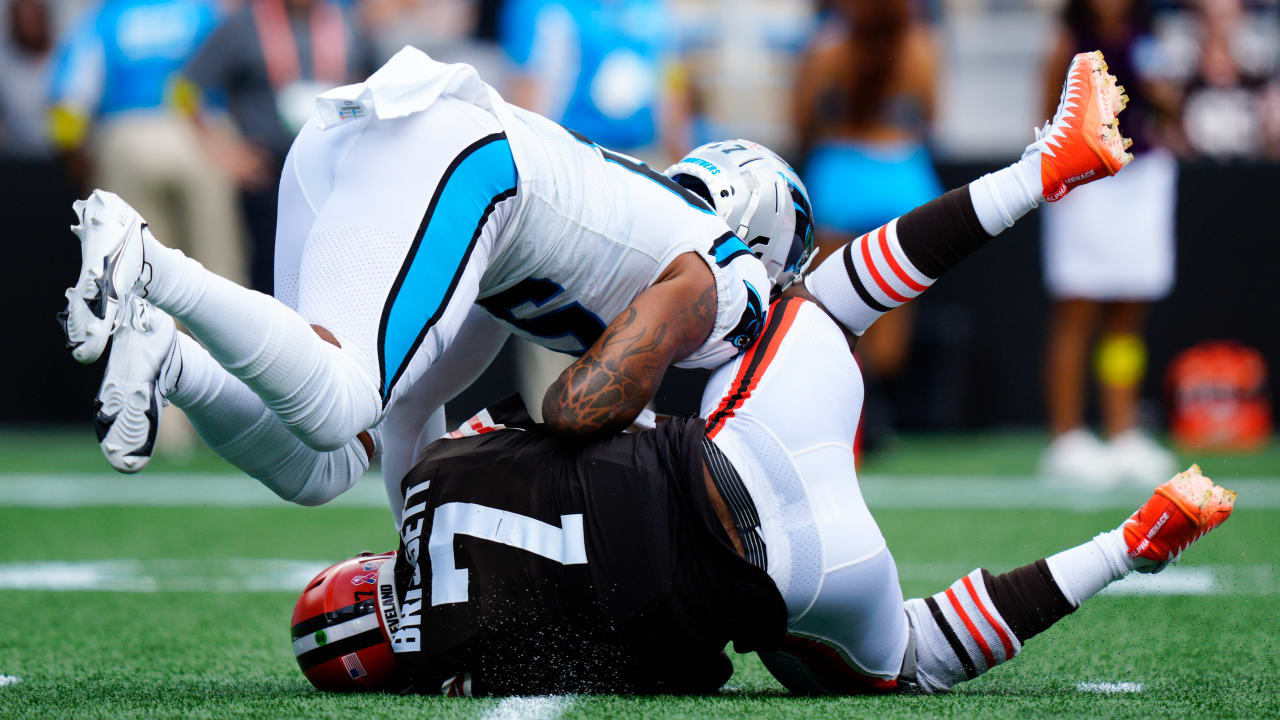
[735,172,764,243]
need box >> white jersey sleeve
[677,234,770,368]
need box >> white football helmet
[665,140,814,290]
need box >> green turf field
[2,431,1277,718]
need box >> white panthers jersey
[480,104,768,367]
[314,47,769,369]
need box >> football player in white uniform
[288,51,1235,696]
[59,48,811,520]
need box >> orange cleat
[1027,50,1134,202]
[1123,464,1236,573]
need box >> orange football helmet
[291,551,401,692]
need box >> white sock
[142,233,381,450]
[905,569,1022,693]
[1044,529,1135,607]
[803,218,936,336]
[165,333,373,504]
[968,154,1042,236]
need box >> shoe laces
[1023,120,1055,161]
[1025,69,1078,159]
[124,297,158,335]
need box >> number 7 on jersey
[428,502,588,606]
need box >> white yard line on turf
[0,559,328,593]
[1076,681,1144,694]
[3,473,1279,510]
[0,675,21,687]
[0,473,388,508]
[481,696,575,720]
[859,476,1280,512]
[1,559,1272,596]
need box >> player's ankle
[141,233,205,315]
[968,156,1041,237]
[904,570,1024,693]
[159,335,182,401]
[1013,151,1042,203]
[1044,530,1134,607]
[1099,527,1139,574]
[903,598,963,692]
[165,334,218,409]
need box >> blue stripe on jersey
[564,127,715,215]
[378,134,518,400]
[710,232,753,267]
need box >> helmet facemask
[778,177,816,290]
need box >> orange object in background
[1167,342,1273,451]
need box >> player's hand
[223,140,273,189]
[200,131,273,189]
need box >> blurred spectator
[46,0,242,278]
[357,0,506,81]
[473,0,503,43]
[47,0,246,458]
[791,0,941,447]
[174,0,376,294]
[500,0,690,162]
[1039,0,1179,487]
[0,0,54,157]
[793,0,940,251]
[1166,0,1280,159]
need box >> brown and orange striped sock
[904,561,1076,692]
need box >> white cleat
[1108,429,1179,488]
[1040,428,1120,490]
[56,190,149,364]
[95,298,176,473]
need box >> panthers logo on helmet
[783,176,814,274]
[665,139,813,290]
[725,281,764,351]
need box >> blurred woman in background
[792,0,940,447]
[793,0,939,240]
[1039,0,1179,487]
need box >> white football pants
[699,297,909,691]
[156,96,517,518]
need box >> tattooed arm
[542,252,717,439]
